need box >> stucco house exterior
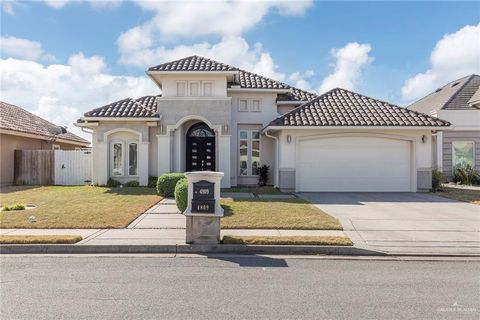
[77,56,449,192]
[408,75,480,180]
[0,101,90,186]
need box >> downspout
[264,128,279,188]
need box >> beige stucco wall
[0,133,79,186]
[272,128,434,192]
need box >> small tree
[257,165,269,187]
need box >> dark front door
[186,123,216,172]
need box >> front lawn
[0,235,82,244]
[0,186,160,229]
[221,186,285,196]
[222,235,352,246]
[220,198,342,230]
[431,186,480,205]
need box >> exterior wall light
[286,135,292,143]
[223,124,229,134]
[421,135,427,143]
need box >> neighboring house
[408,75,480,180]
[0,101,90,186]
[77,55,449,192]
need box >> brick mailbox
[184,171,224,244]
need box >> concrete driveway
[298,192,480,255]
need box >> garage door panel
[297,137,412,192]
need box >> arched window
[187,123,215,137]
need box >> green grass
[0,186,161,229]
[2,203,26,211]
[431,186,480,205]
[220,198,342,230]
[0,235,82,244]
[222,235,353,246]
[221,186,286,196]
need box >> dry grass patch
[431,187,480,205]
[0,235,82,244]
[0,186,160,229]
[222,235,353,246]
[221,187,285,195]
[221,198,342,230]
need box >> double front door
[186,123,216,172]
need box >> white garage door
[297,136,412,192]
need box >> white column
[437,131,443,172]
[157,134,171,175]
[139,141,149,186]
[218,134,231,188]
[96,141,108,186]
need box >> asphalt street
[1,255,479,320]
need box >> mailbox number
[199,188,210,195]
[196,204,210,211]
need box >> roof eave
[227,88,291,93]
[262,125,451,132]
[80,117,160,121]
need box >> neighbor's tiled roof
[268,88,450,127]
[0,101,89,144]
[148,55,316,101]
[408,74,480,113]
[84,96,160,118]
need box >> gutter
[264,129,279,188]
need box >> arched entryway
[185,123,216,171]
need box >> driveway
[298,192,480,255]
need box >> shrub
[431,169,445,191]
[453,164,480,186]
[174,178,188,213]
[156,173,186,197]
[124,180,140,187]
[106,178,121,187]
[2,203,26,211]
[148,176,158,188]
[257,165,270,187]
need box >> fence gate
[54,149,92,185]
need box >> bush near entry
[174,178,188,213]
[156,173,186,197]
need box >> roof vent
[434,88,442,93]
[451,82,460,87]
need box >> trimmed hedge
[156,173,186,197]
[174,178,188,213]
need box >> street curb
[0,244,382,255]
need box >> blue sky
[1,1,479,137]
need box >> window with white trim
[238,99,248,112]
[452,141,475,168]
[203,81,213,96]
[189,81,199,96]
[176,82,186,97]
[238,130,261,176]
[112,142,123,176]
[128,142,138,176]
[239,131,248,176]
[251,100,261,112]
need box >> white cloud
[1,0,15,15]
[1,36,55,62]
[44,0,122,9]
[119,35,285,81]
[401,23,480,102]
[0,55,158,140]
[288,70,315,92]
[319,42,373,93]
[128,0,312,40]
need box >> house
[0,101,90,186]
[408,75,480,180]
[77,55,449,192]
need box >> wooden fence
[14,149,92,185]
[14,150,54,185]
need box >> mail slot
[193,180,214,200]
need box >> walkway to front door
[186,122,215,171]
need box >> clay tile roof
[0,101,89,144]
[268,88,451,127]
[148,55,237,72]
[148,55,317,100]
[84,95,160,118]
